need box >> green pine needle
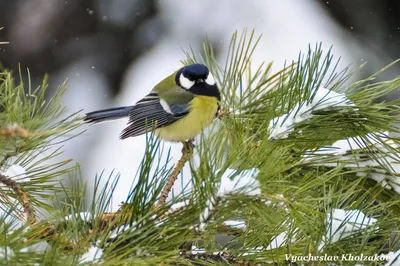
[1,29,400,265]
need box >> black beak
[195,79,204,84]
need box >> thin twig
[181,251,239,264]
[157,201,188,220]
[0,173,36,224]
[96,203,130,230]
[29,206,127,250]
[29,212,123,251]
[156,140,194,206]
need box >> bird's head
[175,64,220,100]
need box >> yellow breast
[156,96,219,142]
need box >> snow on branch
[269,87,355,139]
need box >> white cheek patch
[205,73,216,86]
[179,74,195,90]
[159,99,173,114]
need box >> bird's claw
[182,139,195,153]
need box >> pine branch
[157,140,194,206]
[180,251,240,265]
[2,29,400,265]
[0,172,35,224]
[0,124,30,138]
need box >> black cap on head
[175,64,210,88]
[175,63,220,100]
[182,64,209,81]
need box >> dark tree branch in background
[0,0,161,97]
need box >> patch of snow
[269,87,355,139]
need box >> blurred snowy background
[1,0,400,210]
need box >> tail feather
[84,106,133,124]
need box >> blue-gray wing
[120,93,190,139]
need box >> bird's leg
[156,139,194,207]
[182,138,195,153]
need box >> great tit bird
[84,63,221,142]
